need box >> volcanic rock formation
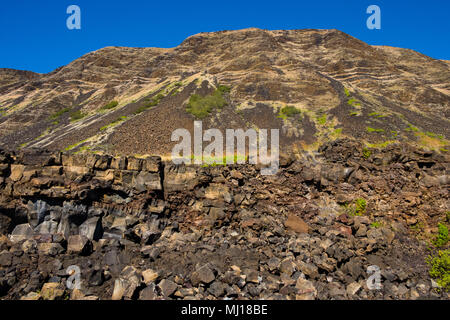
[0,28,448,156]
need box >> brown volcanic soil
[0,28,449,156]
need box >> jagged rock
[285,215,309,234]
[207,207,226,225]
[27,200,50,227]
[111,279,126,300]
[267,257,281,272]
[67,235,92,255]
[142,269,159,285]
[222,271,241,285]
[70,289,86,300]
[62,202,87,227]
[20,292,41,300]
[367,227,395,244]
[140,246,160,261]
[208,281,226,297]
[355,224,367,237]
[158,279,178,297]
[244,269,260,284]
[21,239,37,253]
[41,282,65,300]
[37,243,64,256]
[296,260,319,279]
[35,220,58,235]
[353,216,370,229]
[0,133,448,301]
[0,215,11,235]
[110,157,127,170]
[79,217,103,241]
[342,259,364,280]
[346,282,362,296]
[112,266,141,300]
[279,258,296,276]
[10,165,24,182]
[328,282,346,297]
[138,283,157,300]
[190,265,215,286]
[132,172,162,192]
[89,269,105,286]
[174,287,195,299]
[163,164,199,193]
[295,278,317,300]
[9,224,34,243]
[0,250,12,267]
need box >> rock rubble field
[0,139,448,300]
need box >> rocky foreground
[0,139,449,300]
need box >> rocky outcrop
[0,139,448,300]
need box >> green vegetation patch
[370,221,382,228]
[344,87,350,97]
[50,107,71,120]
[427,250,450,292]
[342,198,367,217]
[347,97,361,107]
[367,127,385,133]
[362,147,371,159]
[405,124,420,132]
[333,128,343,135]
[433,223,449,248]
[64,138,89,152]
[317,114,327,125]
[278,105,301,120]
[191,154,248,166]
[368,112,387,118]
[70,110,87,122]
[410,221,425,232]
[186,85,230,119]
[134,105,150,115]
[100,116,128,131]
[74,145,92,155]
[425,131,444,140]
[354,198,367,216]
[100,101,119,111]
[135,93,165,115]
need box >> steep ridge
[0,28,448,156]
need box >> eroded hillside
[0,28,448,156]
[0,140,448,300]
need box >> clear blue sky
[0,0,448,74]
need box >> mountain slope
[0,28,448,156]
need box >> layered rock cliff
[0,139,448,299]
